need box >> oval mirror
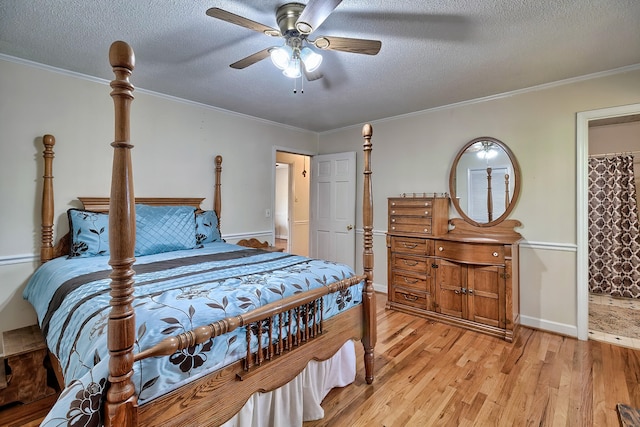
[449,137,521,227]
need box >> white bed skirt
[220,340,356,427]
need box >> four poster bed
[25,41,376,426]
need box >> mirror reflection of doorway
[275,152,310,256]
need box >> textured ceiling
[1,0,639,132]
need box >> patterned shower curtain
[588,154,640,298]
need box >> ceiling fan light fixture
[300,47,322,72]
[283,57,302,78]
[270,45,292,70]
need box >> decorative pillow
[67,209,110,258]
[135,205,197,256]
[195,210,222,246]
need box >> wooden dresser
[387,196,522,342]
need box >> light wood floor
[3,293,639,426]
[305,293,640,426]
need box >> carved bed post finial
[41,135,55,263]
[361,123,376,384]
[105,40,138,427]
[214,155,223,234]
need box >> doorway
[274,150,311,256]
[576,103,640,343]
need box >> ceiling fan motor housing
[276,3,305,37]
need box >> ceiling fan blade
[230,48,272,69]
[312,36,381,55]
[295,0,343,34]
[206,8,281,37]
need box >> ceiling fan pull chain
[293,77,297,94]
[301,74,304,94]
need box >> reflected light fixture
[477,141,498,160]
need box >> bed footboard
[135,275,366,365]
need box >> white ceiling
[1,0,639,132]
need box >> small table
[0,325,56,407]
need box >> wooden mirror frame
[448,136,521,228]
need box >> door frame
[272,146,315,253]
[576,102,640,340]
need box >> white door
[310,152,357,268]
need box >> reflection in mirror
[449,137,521,227]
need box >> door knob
[347,224,354,231]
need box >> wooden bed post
[214,155,222,234]
[361,123,376,384]
[104,40,138,427]
[41,134,55,263]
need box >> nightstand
[0,325,56,407]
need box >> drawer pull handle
[403,278,419,284]
[402,294,419,301]
[454,290,460,294]
[402,243,418,249]
[392,226,396,230]
[402,260,419,267]
[392,202,396,206]
[391,210,396,214]
[438,246,444,252]
[391,219,396,223]
[492,252,499,257]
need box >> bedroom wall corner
[0,56,318,334]
[0,262,39,334]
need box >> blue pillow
[195,210,222,246]
[135,205,197,256]
[67,209,110,258]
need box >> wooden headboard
[78,197,206,213]
[40,135,223,263]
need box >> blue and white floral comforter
[23,242,363,426]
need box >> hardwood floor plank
[306,293,640,426]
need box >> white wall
[319,68,640,337]
[3,54,640,339]
[0,57,318,333]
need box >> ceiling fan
[206,0,382,81]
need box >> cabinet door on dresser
[467,264,505,329]
[435,260,505,327]
[434,259,464,318]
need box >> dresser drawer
[389,206,433,218]
[389,217,433,235]
[392,270,429,292]
[390,236,432,255]
[389,198,434,209]
[435,240,505,264]
[392,289,428,309]
[391,253,430,273]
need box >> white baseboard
[520,315,578,338]
[373,283,387,294]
